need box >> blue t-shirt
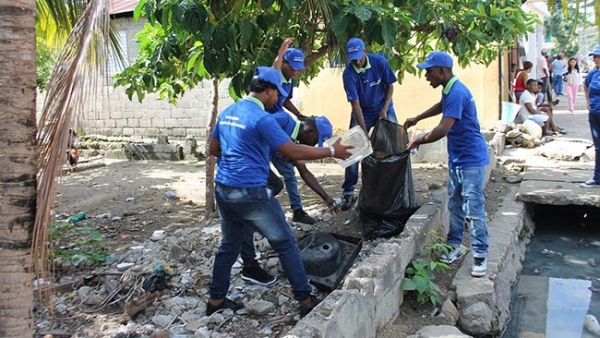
[272,112,300,138]
[212,97,291,187]
[585,68,600,115]
[441,77,489,168]
[267,77,295,113]
[342,54,397,119]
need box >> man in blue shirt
[239,113,341,286]
[340,37,398,211]
[268,38,315,224]
[207,66,352,317]
[581,47,600,188]
[404,51,490,278]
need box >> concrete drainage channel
[283,186,600,338]
[281,185,530,338]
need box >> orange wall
[296,59,501,134]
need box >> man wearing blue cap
[269,38,316,224]
[581,47,600,188]
[238,113,341,286]
[340,37,398,211]
[207,66,352,316]
[404,51,490,278]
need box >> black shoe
[340,195,356,211]
[241,261,277,286]
[206,298,244,316]
[299,295,322,317]
[292,209,315,224]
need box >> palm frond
[31,0,113,295]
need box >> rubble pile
[35,214,378,338]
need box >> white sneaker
[471,257,487,277]
[581,180,600,188]
[439,246,464,264]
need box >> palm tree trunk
[0,0,37,336]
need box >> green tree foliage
[114,0,538,104]
[544,1,597,58]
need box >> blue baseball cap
[347,38,366,61]
[283,48,305,71]
[314,116,333,147]
[253,66,288,98]
[590,47,600,56]
[417,51,453,69]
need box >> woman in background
[513,61,533,102]
[564,58,582,114]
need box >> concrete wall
[41,16,502,141]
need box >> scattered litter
[344,219,351,225]
[69,212,86,223]
[150,230,166,241]
[165,191,177,199]
[125,197,135,202]
[116,262,135,271]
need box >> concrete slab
[522,168,592,182]
[516,180,600,207]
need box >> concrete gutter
[451,187,532,336]
[284,190,449,338]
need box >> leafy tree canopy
[114,0,538,104]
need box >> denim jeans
[447,166,489,258]
[240,170,283,264]
[271,152,302,211]
[589,114,600,182]
[552,74,563,95]
[342,111,398,196]
[210,183,313,302]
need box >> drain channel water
[503,204,600,338]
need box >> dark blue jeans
[447,167,489,258]
[342,112,398,196]
[552,74,563,95]
[209,183,313,302]
[589,114,600,182]
[271,152,302,211]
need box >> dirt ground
[40,157,514,337]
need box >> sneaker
[206,298,244,316]
[340,195,356,211]
[439,246,464,264]
[299,295,322,317]
[471,257,488,277]
[241,261,277,286]
[292,209,316,224]
[581,180,600,188]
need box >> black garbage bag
[357,119,420,239]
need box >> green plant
[402,258,447,305]
[50,222,108,266]
[402,231,451,305]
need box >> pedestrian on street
[581,48,600,188]
[551,53,566,96]
[564,58,582,114]
[206,66,352,316]
[239,114,341,286]
[537,49,553,104]
[403,51,490,277]
[513,61,533,101]
[339,37,398,211]
[268,38,316,224]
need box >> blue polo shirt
[441,76,489,168]
[342,54,397,119]
[212,97,291,187]
[585,68,600,115]
[267,75,295,113]
[272,112,300,140]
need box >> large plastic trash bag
[357,119,420,239]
